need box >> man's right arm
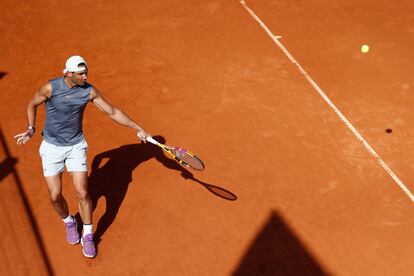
[14,83,52,145]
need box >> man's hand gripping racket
[146,136,205,171]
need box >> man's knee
[50,193,64,204]
[76,188,90,202]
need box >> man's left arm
[90,87,150,142]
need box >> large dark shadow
[0,127,54,276]
[0,155,17,182]
[0,72,6,79]
[233,211,330,276]
[85,135,236,246]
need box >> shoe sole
[67,238,80,245]
[81,238,96,258]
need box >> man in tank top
[14,56,150,258]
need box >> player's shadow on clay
[83,135,237,246]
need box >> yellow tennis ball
[361,44,370,53]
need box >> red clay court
[2,1,414,275]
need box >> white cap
[63,56,88,73]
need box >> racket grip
[146,136,159,145]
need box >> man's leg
[44,173,67,218]
[71,171,96,258]
[71,171,92,224]
[44,173,80,244]
[40,139,68,219]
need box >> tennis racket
[146,137,205,171]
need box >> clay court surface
[2,0,414,275]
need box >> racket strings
[171,147,205,171]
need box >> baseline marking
[239,0,414,202]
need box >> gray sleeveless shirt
[42,77,92,146]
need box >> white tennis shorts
[39,139,88,177]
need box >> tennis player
[14,55,150,258]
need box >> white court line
[239,0,414,202]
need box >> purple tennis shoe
[65,219,80,245]
[81,234,96,258]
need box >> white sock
[83,224,93,236]
[62,215,74,224]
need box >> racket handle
[146,136,159,145]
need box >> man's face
[69,70,88,86]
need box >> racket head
[170,146,205,171]
[146,137,205,171]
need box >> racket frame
[146,137,205,171]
